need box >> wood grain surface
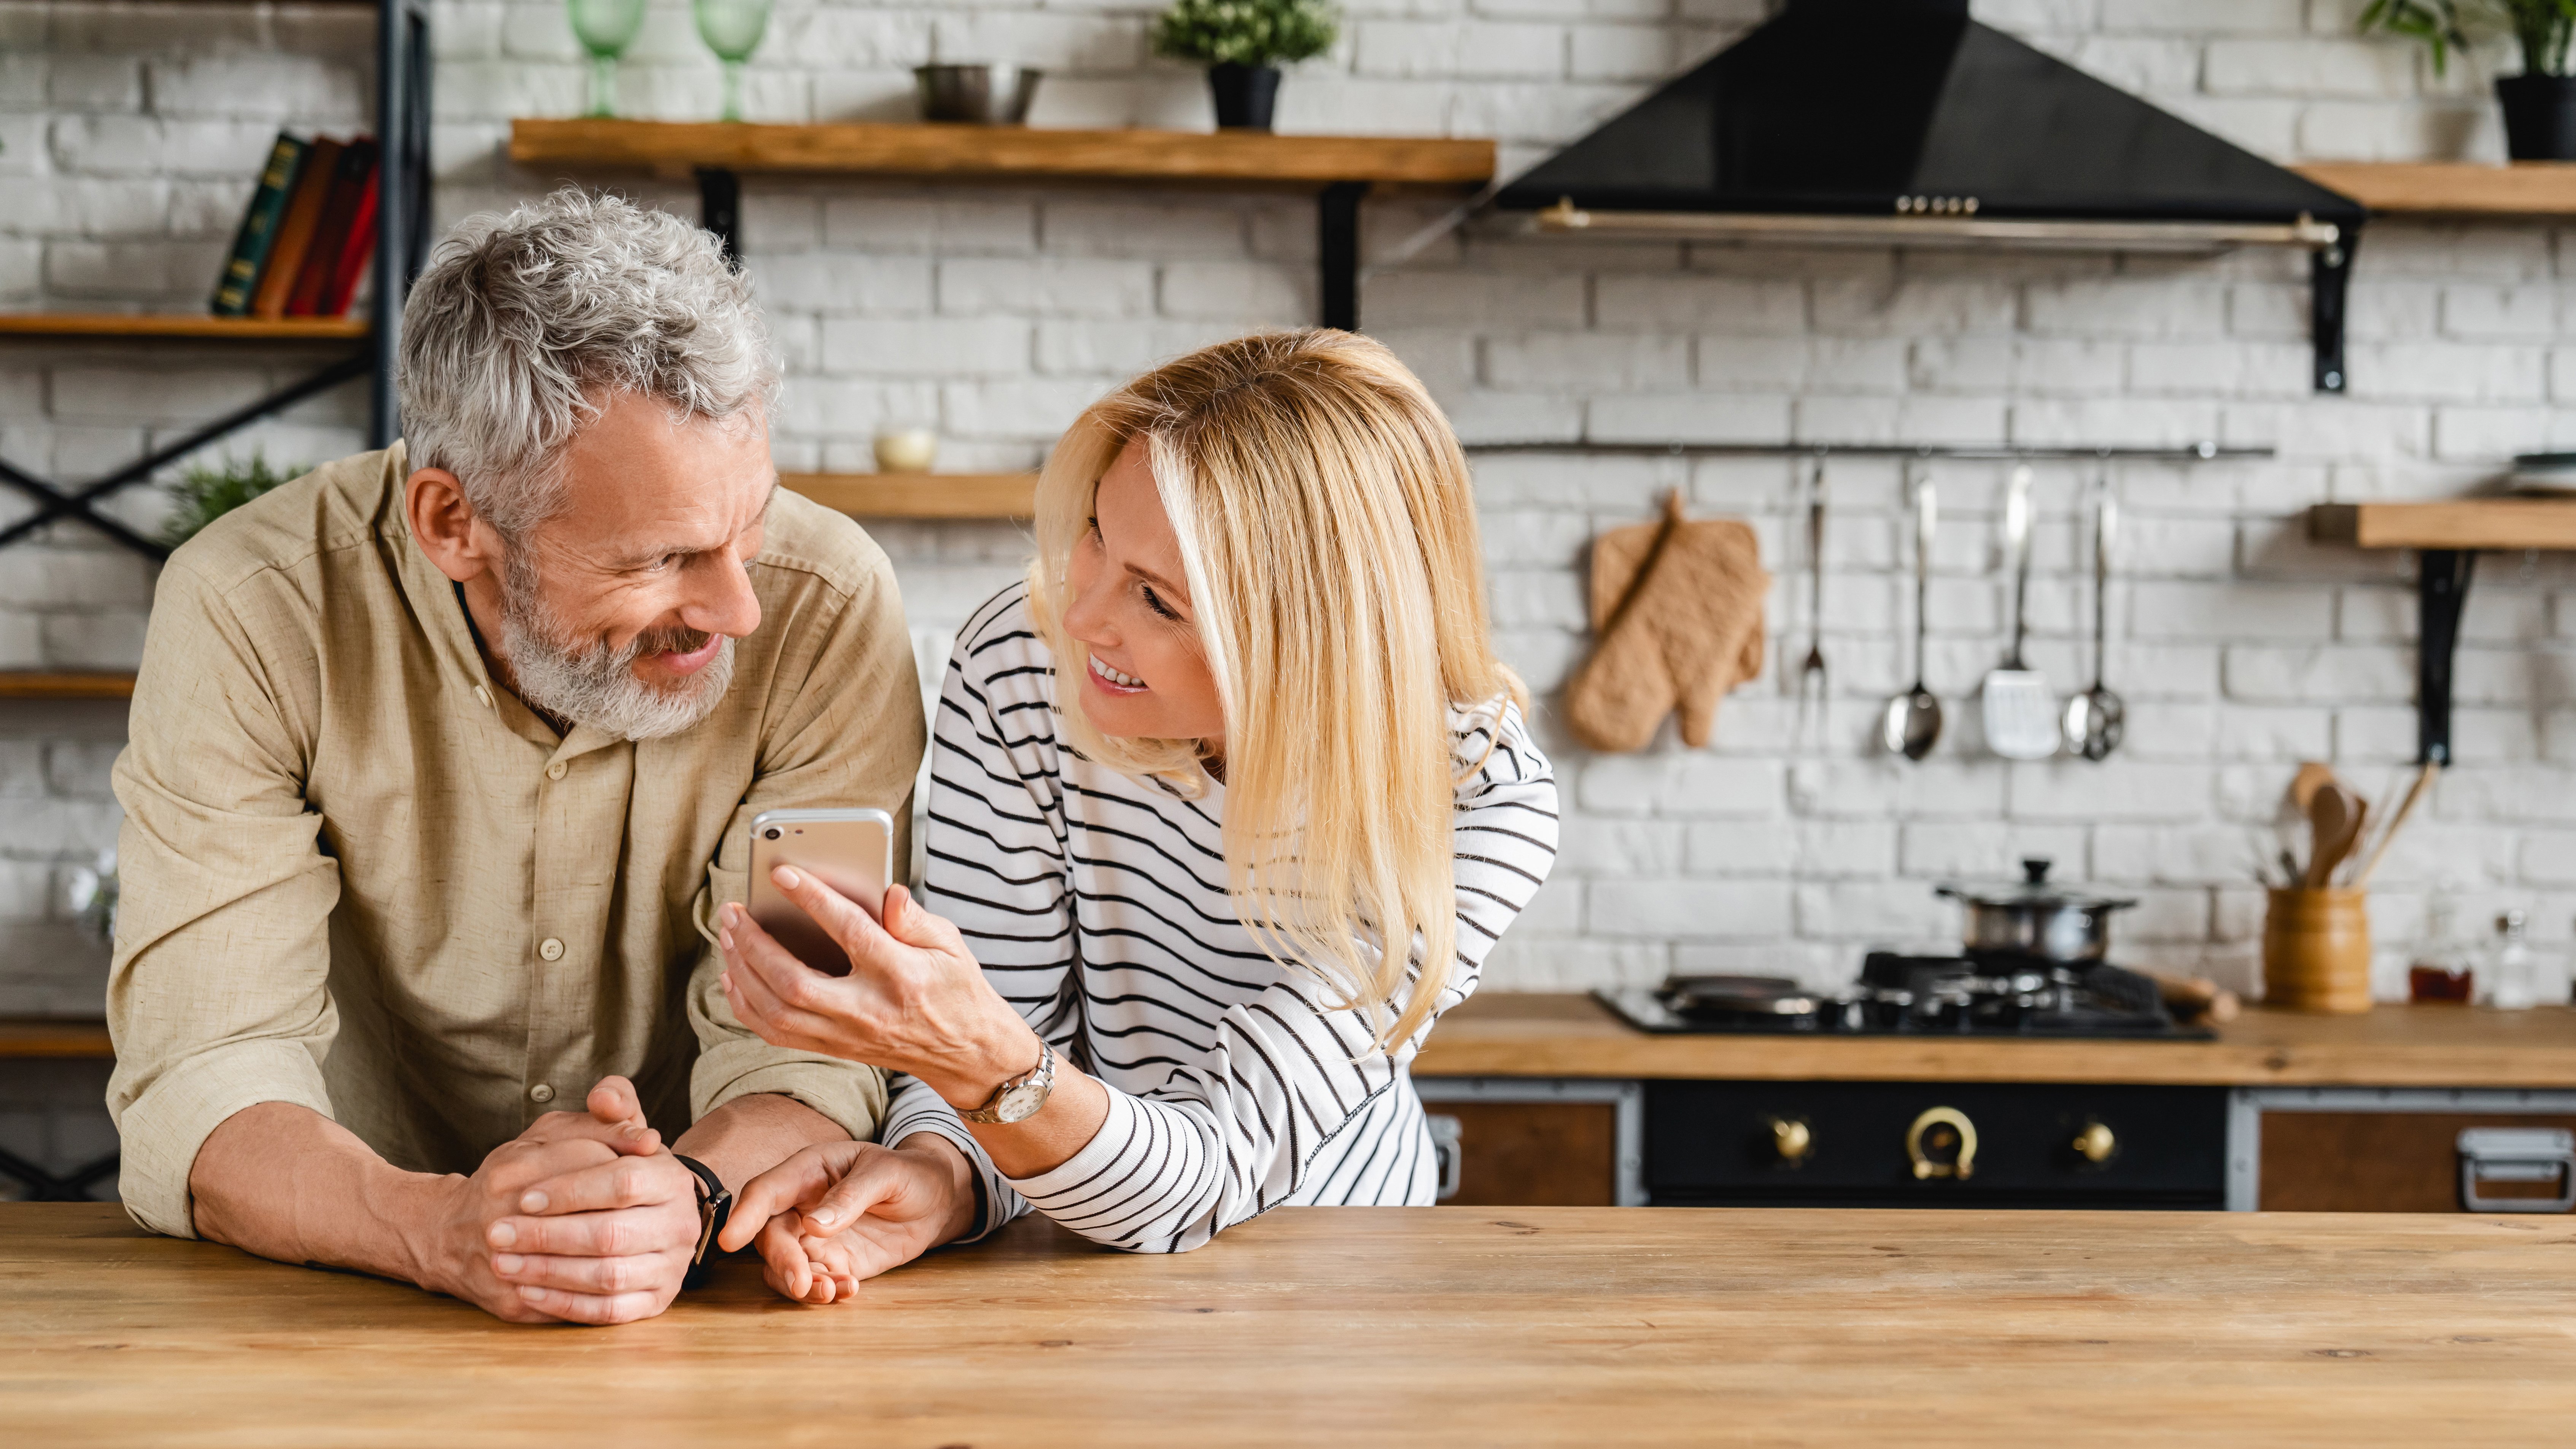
[2309,499,2576,552]
[6,1202,2572,1446]
[0,671,136,701]
[1414,992,2576,1087]
[779,471,1037,519]
[510,118,1495,190]
[0,1018,114,1059]
[0,313,368,340]
[2294,161,2576,216]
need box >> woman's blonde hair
[1027,330,1521,1051]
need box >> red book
[285,138,378,317]
[319,157,381,318]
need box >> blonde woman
[707,331,1557,1299]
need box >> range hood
[1489,0,2367,391]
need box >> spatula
[1981,466,2058,759]
[2304,781,2367,888]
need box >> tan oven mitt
[1564,491,1770,752]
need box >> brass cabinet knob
[1905,1106,1978,1180]
[2072,1120,2116,1164]
[1768,1116,1812,1164]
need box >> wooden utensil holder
[2263,887,2373,1013]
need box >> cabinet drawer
[2260,1111,2576,1212]
[1430,1101,1617,1207]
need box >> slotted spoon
[1981,465,2058,759]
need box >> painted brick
[1487,332,1689,391]
[822,317,1029,377]
[1588,879,1793,939]
[937,257,1153,318]
[1596,274,1805,334]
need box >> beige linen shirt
[106,444,922,1237]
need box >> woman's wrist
[917,1007,1046,1112]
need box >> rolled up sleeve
[107,559,344,1239]
[683,524,925,1143]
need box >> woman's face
[1062,440,1228,751]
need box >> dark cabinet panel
[1648,1081,2227,1209]
[1431,1101,1618,1207]
[2260,1112,2576,1212]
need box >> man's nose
[681,549,762,639]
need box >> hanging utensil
[1880,464,1943,760]
[1981,465,2058,759]
[1795,455,1828,741]
[2352,760,2439,889]
[2064,466,2125,761]
[2304,780,2368,888]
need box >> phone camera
[763,827,782,840]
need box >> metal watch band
[961,1039,1054,1125]
[672,1152,731,1290]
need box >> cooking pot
[1936,857,2137,964]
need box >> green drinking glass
[692,0,773,122]
[567,0,647,119]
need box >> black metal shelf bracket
[2416,548,2476,766]
[0,1141,118,1202]
[370,0,434,448]
[2311,230,2356,393]
[698,168,744,267]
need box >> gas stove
[1596,951,2212,1040]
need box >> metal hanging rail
[1466,441,2275,462]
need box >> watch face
[992,1078,1049,1124]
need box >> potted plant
[2361,0,2576,160]
[163,453,303,547]
[1150,0,1339,132]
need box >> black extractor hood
[1490,0,2367,392]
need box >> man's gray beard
[496,546,735,742]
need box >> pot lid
[1935,857,2137,911]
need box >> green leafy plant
[162,453,304,547]
[1150,0,1338,68]
[2360,0,2576,76]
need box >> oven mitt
[1564,491,1770,752]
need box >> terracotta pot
[2263,888,2373,1014]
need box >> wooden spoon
[2304,782,2367,889]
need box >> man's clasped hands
[448,1076,966,1323]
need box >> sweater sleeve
[994,697,1557,1254]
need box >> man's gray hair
[397,188,780,536]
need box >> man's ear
[406,467,502,585]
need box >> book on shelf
[209,132,308,317]
[284,138,379,317]
[316,146,381,319]
[250,135,343,319]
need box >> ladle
[2064,468,2125,760]
[1881,466,1942,760]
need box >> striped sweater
[879,583,1560,1253]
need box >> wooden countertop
[1414,993,2576,1088]
[6,1202,2571,1444]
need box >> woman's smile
[1087,654,1146,694]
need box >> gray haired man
[105,190,968,1323]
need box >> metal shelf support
[2417,549,2476,766]
[2310,231,2357,393]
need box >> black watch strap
[673,1153,731,1290]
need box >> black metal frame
[0,1142,120,1203]
[2311,233,2357,394]
[694,170,1383,331]
[0,0,428,567]
[2416,549,2477,766]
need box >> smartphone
[746,807,894,977]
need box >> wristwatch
[960,1039,1056,1125]
[673,1153,731,1290]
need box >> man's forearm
[672,1093,852,1195]
[189,1101,452,1287]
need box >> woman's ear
[406,467,502,585]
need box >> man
[105,189,970,1324]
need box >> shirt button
[529,1083,555,1104]
[538,937,565,961]
[472,684,493,709]
[547,761,567,781]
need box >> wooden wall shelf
[0,672,136,700]
[0,1018,114,1060]
[509,119,1495,191]
[0,314,369,342]
[2293,162,2576,217]
[782,472,1037,520]
[2309,499,2576,551]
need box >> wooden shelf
[0,672,136,700]
[2293,162,2576,217]
[510,119,1496,191]
[0,1018,113,1061]
[2309,499,2576,551]
[781,472,1037,520]
[0,313,368,342]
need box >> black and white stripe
[881,582,1559,1253]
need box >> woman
[709,331,1557,1301]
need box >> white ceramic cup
[874,428,939,474]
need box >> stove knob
[2072,1120,2116,1164]
[1768,1117,1812,1164]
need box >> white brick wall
[0,0,2572,1052]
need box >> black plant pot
[1208,63,1281,130]
[2496,74,2576,161]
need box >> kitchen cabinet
[1425,1100,1619,1206]
[2256,1105,2576,1212]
